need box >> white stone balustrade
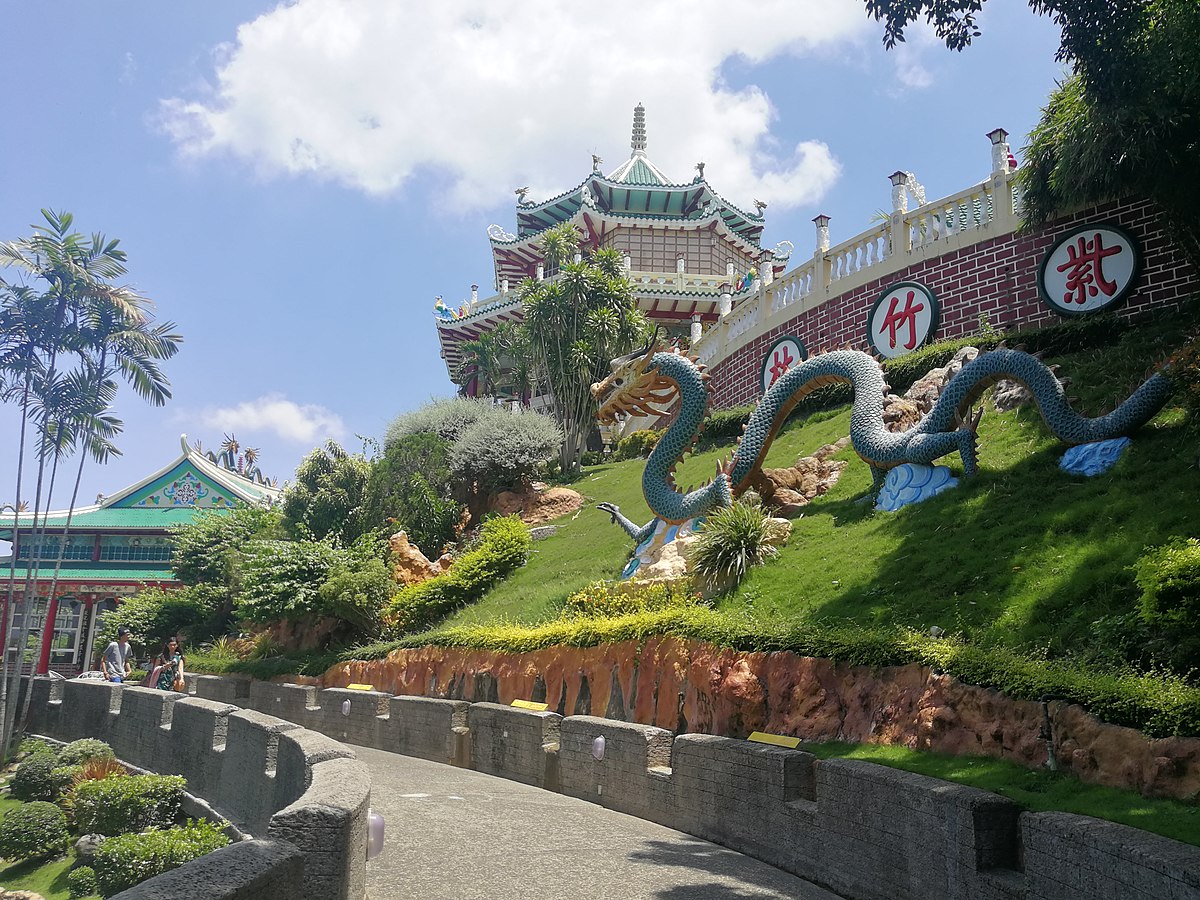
[692,131,1021,372]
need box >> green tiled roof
[613,157,666,186]
[0,507,218,532]
[0,564,175,583]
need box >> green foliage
[56,739,114,767]
[1137,538,1200,627]
[386,516,531,633]
[73,774,185,837]
[516,224,649,473]
[695,405,754,452]
[387,397,492,445]
[562,580,702,618]
[317,532,394,638]
[235,537,345,623]
[169,506,282,588]
[363,432,462,558]
[280,440,371,543]
[688,501,789,588]
[0,801,70,862]
[448,407,562,493]
[93,820,229,897]
[610,428,663,461]
[17,738,54,759]
[1169,333,1200,423]
[12,752,66,802]
[95,586,221,661]
[67,865,97,899]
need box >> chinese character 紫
[1056,233,1122,305]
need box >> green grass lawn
[442,310,1200,672]
[0,851,75,900]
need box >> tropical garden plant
[514,223,648,474]
[0,209,181,759]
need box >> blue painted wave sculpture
[1060,437,1132,476]
[875,463,959,512]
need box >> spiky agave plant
[687,499,788,588]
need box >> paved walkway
[357,745,842,900]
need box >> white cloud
[160,0,871,212]
[886,19,941,93]
[198,393,346,444]
[119,51,137,86]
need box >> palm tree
[516,223,647,473]
[456,329,505,399]
[0,210,179,756]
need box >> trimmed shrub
[73,774,186,836]
[0,801,71,861]
[93,820,230,897]
[611,428,663,461]
[18,737,55,759]
[58,738,115,767]
[67,865,98,899]
[688,501,789,588]
[386,516,531,633]
[563,580,702,618]
[1137,538,1200,627]
[12,751,65,801]
[449,408,562,493]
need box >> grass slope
[447,310,1199,674]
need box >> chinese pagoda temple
[434,104,794,399]
[0,435,280,674]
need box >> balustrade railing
[692,138,1021,371]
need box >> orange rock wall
[323,637,1200,799]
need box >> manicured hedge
[0,801,71,861]
[385,516,531,634]
[93,820,229,897]
[73,774,186,836]
[349,607,1200,738]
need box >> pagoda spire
[631,103,646,154]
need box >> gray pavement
[357,744,843,900]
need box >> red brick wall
[710,198,1197,408]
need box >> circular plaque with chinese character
[866,281,939,359]
[1038,222,1140,316]
[760,336,808,394]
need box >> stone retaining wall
[324,636,1200,800]
[199,674,1200,900]
[24,678,369,900]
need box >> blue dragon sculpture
[592,337,1173,544]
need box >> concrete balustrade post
[988,127,1018,230]
[812,214,831,292]
[889,171,910,256]
[690,315,702,345]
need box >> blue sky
[0,0,1064,511]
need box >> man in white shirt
[101,627,133,683]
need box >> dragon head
[592,331,681,425]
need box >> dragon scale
[593,341,1173,542]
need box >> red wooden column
[34,592,59,675]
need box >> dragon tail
[924,348,1174,445]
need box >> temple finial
[631,102,646,154]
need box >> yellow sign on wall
[511,699,549,711]
[748,731,801,749]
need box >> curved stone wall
[709,198,1197,408]
[193,673,1200,900]
[24,678,370,900]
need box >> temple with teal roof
[0,435,280,674]
[434,104,794,399]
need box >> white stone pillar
[812,214,831,291]
[888,172,910,255]
[536,264,545,281]
[470,284,479,303]
[719,286,732,317]
[690,315,702,345]
[988,127,1010,176]
[813,214,831,253]
[623,254,632,272]
[676,257,686,273]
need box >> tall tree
[863,0,1200,269]
[0,210,180,755]
[280,441,371,544]
[516,224,647,474]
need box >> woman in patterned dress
[154,638,185,691]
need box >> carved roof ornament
[695,161,706,179]
[515,186,531,204]
[592,153,603,173]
